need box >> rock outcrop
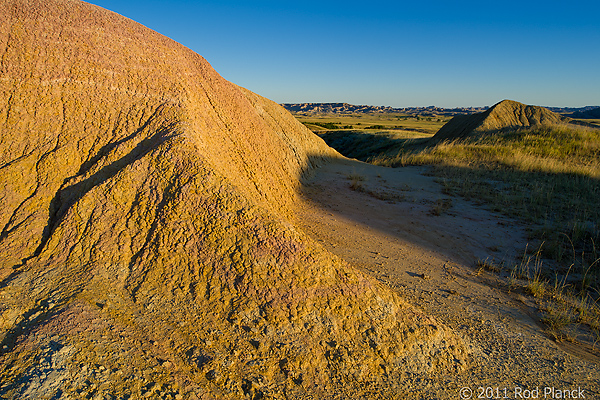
[282,103,399,114]
[0,0,469,398]
[433,99,568,141]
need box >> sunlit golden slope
[0,0,468,398]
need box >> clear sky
[87,0,599,108]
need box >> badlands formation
[433,99,568,141]
[0,0,468,398]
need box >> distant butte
[432,99,586,141]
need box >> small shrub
[431,198,452,216]
[346,173,366,182]
[526,278,547,298]
[476,258,502,273]
[542,304,572,340]
[349,179,365,192]
[347,173,366,192]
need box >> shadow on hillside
[317,130,431,162]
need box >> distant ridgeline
[282,102,488,116]
[283,102,600,118]
[569,107,600,119]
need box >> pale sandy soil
[296,157,600,399]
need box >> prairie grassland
[373,124,600,270]
[311,119,600,342]
[573,118,600,128]
[296,113,450,134]
[378,124,600,176]
[389,125,600,342]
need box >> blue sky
[88,0,599,108]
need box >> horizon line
[279,102,600,110]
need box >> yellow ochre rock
[0,0,469,398]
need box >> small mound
[434,99,568,141]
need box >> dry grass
[347,172,366,182]
[377,123,600,174]
[542,303,573,340]
[507,243,600,344]
[369,124,600,295]
[527,278,547,299]
[541,289,600,344]
[307,116,600,346]
[347,173,366,192]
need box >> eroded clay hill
[433,99,567,141]
[0,0,468,398]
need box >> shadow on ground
[297,151,600,370]
[316,130,430,162]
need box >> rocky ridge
[284,102,600,119]
[570,107,600,119]
[283,103,400,114]
[283,102,489,117]
[0,0,468,398]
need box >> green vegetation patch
[295,113,449,135]
[302,121,353,130]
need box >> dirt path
[295,158,600,399]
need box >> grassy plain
[296,113,450,134]
[297,112,600,342]
[573,118,600,128]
